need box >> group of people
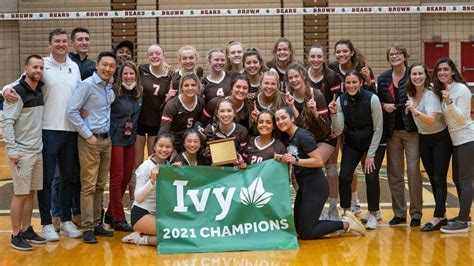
[2,27,473,251]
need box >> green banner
[156,159,298,254]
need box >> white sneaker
[60,221,82,238]
[342,211,366,236]
[122,232,148,245]
[350,200,362,215]
[365,214,378,230]
[328,206,340,221]
[42,224,59,241]
[361,211,382,223]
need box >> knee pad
[325,164,338,177]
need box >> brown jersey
[308,67,341,105]
[201,96,251,129]
[203,122,248,156]
[294,88,330,141]
[171,68,204,91]
[202,71,234,103]
[245,136,286,164]
[159,95,205,147]
[139,64,172,126]
[328,62,376,93]
[171,152,207,166]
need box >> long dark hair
[432,57,466,100]
[182,128,203,151]
[334,39,367,71]
[243,48,268,75]
[406,63,431,97]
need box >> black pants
[419,129,452,218]
[294,170,344,239]
[339,144,385,212]
[452,140,474,221]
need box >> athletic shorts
[137,124,159,136]
[319,136,337,148]
[131,205,151,227]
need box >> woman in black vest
[328,70,384,230]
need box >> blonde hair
[148,44,171,74]
[259,71,285,112]
[177,45,199,69]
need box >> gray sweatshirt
[3,76,44,156]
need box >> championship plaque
[207,137,237,166]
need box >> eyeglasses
[389,52,402,57]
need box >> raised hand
[328,93,337,114]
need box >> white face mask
[122,81,136,90]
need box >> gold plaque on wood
[207,137,237,166]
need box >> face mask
[122,81,136,90]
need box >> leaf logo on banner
[240,177,273,208]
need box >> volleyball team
[3,27,473,251]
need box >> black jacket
[376,68,417,141]
[110,86,142,146]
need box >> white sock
[329,197,337,207]
[352,192,359,203]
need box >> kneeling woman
[274,106,366,239]
[245,110,286,164]
[328,70,384,229]
[202,98,248,166]
[172,129,206,166]
[122,133,175,246]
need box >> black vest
[340,89,374,151]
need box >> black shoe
[22,226,46,244]
[11,233,33,251]
[104,211,113,225]
[420,218,448,232]
[94,225,114,237]
[112,221,133,232]
[410,218,421,227]
[389,216,407,225]
[83,230,97,244]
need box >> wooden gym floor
[0,141,472,265]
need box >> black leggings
[419,129,452,218]
[452,141,474,221]
[294,169,344,239]
[339,144,386,212]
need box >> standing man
[4,55,47,250]
[69,27,96,80]
[53,27,95,228]
[4,29,83,241]
[67,51,116,244]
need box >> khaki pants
[387,130,422,219]
[78,136,111,231]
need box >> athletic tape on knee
[325,164,338,176]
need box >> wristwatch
[294,155,299,166]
